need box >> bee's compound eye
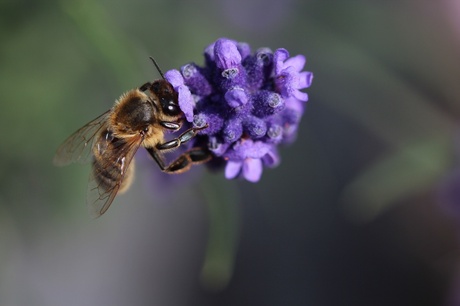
[163,101,181,116]
[168,104,178,113]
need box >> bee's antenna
[149,56,165,80]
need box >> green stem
[200,174,241,291]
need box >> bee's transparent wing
[53,110,111,166]
[86,134,143,218]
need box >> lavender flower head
[164,38,313,182]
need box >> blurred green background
[2,0,460,305]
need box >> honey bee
[54,58,211,218]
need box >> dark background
[1,0,460,305]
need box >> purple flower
[224,139,279,182]
[165,38,313,182]
[274,49,313,102]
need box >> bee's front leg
[156,124,208,151]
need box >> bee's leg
[159,121,181,131]
[146,147,212,173]
[156,124,208,151]
[146,124,210,173]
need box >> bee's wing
[53,110,112,166]
[86,134,143,218]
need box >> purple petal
[225,160,243,179]
[242,158,263,182]
[274,74,290,97]
[284,54,306,72]
[275,66,304,98]
[299,71,313,88]
[164,69,184,87]
[177,85,194,122]
[274,48,289,74]
[227,139,272,160]
[285,97,305,114]
[225,87,248,108]
[262,148,280,168]
[246,141,272,158]
[223,140,245,160]
[214,39,242,69]
[293,90,309,102]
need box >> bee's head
[149,80,181,118]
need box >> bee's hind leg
[146,147,212,174]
